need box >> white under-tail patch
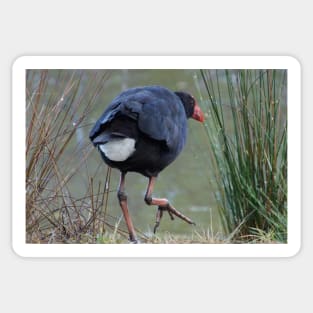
[99,138,136,162]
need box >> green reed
[198,69,287,242]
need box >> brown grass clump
[25,69,126,243]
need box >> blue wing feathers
[89,86,187,150]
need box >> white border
[12,56,301,258]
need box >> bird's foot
[153,203,196,234]
[129,238,140,244]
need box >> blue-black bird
[90,85,204,243]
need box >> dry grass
[95,229,282,244]
[26,69,127,243]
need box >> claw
[153,204,195,234]
[145,177,195,235]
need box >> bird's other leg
[144,177,195,234]
[117,172,138,243]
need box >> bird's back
[89,86,188,177]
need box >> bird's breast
[99,138,136,162]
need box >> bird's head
[175,91,204,123]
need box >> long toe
[153,221,160,234]
[153,206,164,234]
[166,203,195,225]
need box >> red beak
[192,102,205,122]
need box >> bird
[89,85,204,243]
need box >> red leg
[144,177,195,233]
[117,172,138,243]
